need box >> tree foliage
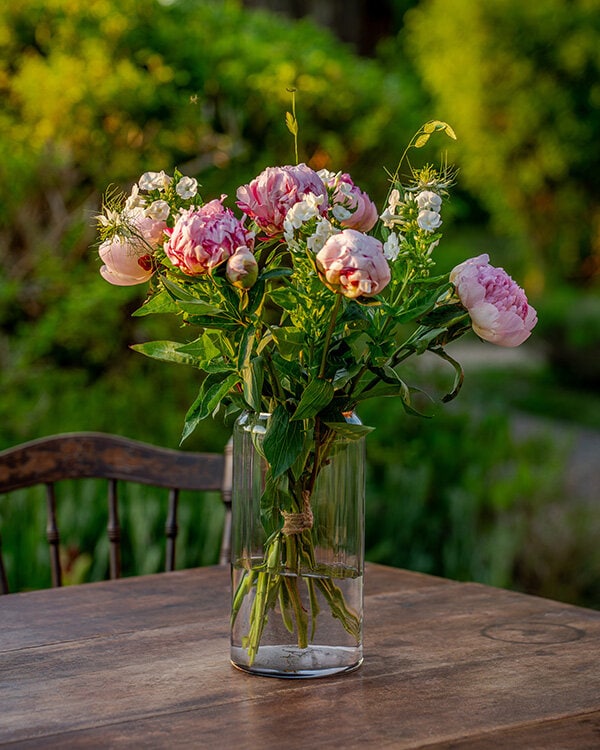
[404,0,600,288]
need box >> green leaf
[431,347,465,403]
[160,276,224,315]
[177,332,220,365]
[181,372,239,443]
[242,356,264,412]
[262,405,305,478]
[261,267,294,282]
[237,325,256,372]
[285,111,298,136]
[291,378,334,421]
[132,290,179,317]
[131,340,198,366]
[271,327,305,361]
[322,422,375,440]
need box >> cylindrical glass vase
[230,411,365,678]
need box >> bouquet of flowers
[96,119,537,668]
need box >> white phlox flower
[416,190,442,212]
[125,184,146,210]
[138,170,172,192]
[176,176,198,199]
[332,204,352,222]
[317,169,342,186]
[417,209,442,232]
[146,200,170,221]
[380,188,404,228]
[283,193,325,243]
[307,217,338,254]
[383,232,401,261]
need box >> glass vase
[230,411,365,678]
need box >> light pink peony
[129,207,167,247]
[316,229,391,299]
[450,253,538,347]
[99,236,154,286]
[323,172,378,232]
[236,164,328,235]
[165,199,254,276]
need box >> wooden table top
[2,563,600,749]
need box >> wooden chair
[0,432,232,594]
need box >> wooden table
[2,564,600,749]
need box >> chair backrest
[0,432,232,594]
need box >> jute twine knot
[281,490,313,535]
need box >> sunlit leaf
[291,378,334,421]
[262,405,305,478]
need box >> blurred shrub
[403,0,600,289]
[360,395,600,609]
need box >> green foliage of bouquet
[95,117,537,664]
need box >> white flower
[383,232,401,261]
[307,217,338,254]
[283,193,324,243]
[138,170,172,192]
[380,188,404,228]
[332,204,352,222]
[417,209,442,232]
[318,169,341,185]
[125,184,146,210]
[176,175,198,199]
[146,200,170,221]
[417,190,442,212]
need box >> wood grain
[2,563,600,748]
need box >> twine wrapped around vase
[281,491,314,535]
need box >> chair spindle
[165,488,179,572]
[107,479,121,579]
[45,483,62,588]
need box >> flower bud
[226,246,259,289]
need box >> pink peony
[99,236,154,286]
[236,164,328,235]
[129,207,167,247]
[450,254,538,347]
[323,172,378,232]
[165,199,254,276]
[316,229,391,299]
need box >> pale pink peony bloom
[226,246,259,289]
[128,207,168,248]
[99,236,154,286]
[316,229,391,299]
[236,164,328,235]
[450,253,538,347]
[165,199,254,276]
[322,172,378,232]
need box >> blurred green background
[1,0,599,605]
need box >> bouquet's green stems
[282,574,309,649]
[278,582,295,634]
[315,577,361,640]
[306,577,320,642]
[245,569,280,664]
[230,568,256,626]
